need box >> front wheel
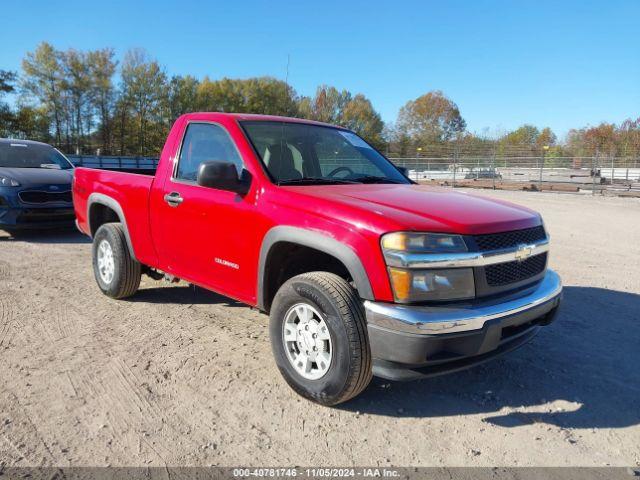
[92,223,141,299]
[269,272,372,406]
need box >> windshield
[0,142,74,170]
[240,121,408,185]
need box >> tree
[88,48,117,154]
[501,125,540,146]
[617,118,640,157]
[297,86,384,148]
[0,70,15,94]
[340,94,384,149]
[304,85,351,124]
[21,42,64,145]
[120,49,168,156]
[168,75,199,121]
[10,105,51,140]
[62,48,92,152]
[496,124,542,159]
[196,77,298,116]
[0,70,17,136]
[584,123,617,156]
[536,127,557,148]
[396,90,466,144]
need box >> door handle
[164,191,184,207]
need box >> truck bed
[73,167,158,266]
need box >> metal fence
[67,155,159,170]
[390,155,640,194]
[66,153,640,195]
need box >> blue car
[0,139,75,232]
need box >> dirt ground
[1,189,639,468]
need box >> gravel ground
[0,189,639,468]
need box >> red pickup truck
[73,113,562,405]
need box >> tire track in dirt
[106,357,190,462]
[0,295,15,349]
[1,391,57,465]
[69,356,189,463]
[51,302,82,340]
[0,260,10,279]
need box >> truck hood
[0,167,73,186]
[283,184,541,235]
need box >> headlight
[388,267,475,302]
[0,176,20,187]
[381,232,467,253]
[382,232,474,302]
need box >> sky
[1,0,638,139]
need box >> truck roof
[178,112,348,130]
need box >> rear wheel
[269,272,372,406]
[92,223,141,299]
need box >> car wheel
[269,271,372,406]
[92,223,141,299]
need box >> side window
[176,123,243,181]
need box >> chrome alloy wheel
[282,303,333,380]
[97,239,115,284]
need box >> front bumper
[365,269,562,381]
[0,190,75,230]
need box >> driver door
[155,122,255,300]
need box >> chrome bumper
[364,269,562,335]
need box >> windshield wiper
[350,175,405,184]
[277,177,359,186]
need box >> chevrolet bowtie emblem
[514,244,534,262]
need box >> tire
[92,223,141,299]
[269,272,372,406]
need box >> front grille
[473,226,546,251]
[485,252,547,286]
[18,190,72,204]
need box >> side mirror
[397,166,408,176]
[197,161,251,195]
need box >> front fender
[257,226,375,311]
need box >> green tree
[396,90,466,144]
[88,48,117,154]
[0,70,17,137]
[62,48,92,152]
[0,70,15,94]
[10,105,51,140]
[297,86,384,148]
[21,42,64,145]
[340,94,384,149]
[168,75,199,121]
[497,124,541,159]
[196,77,298,116]
[501,125,540,146]
[120,48,168,156]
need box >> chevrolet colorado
[73,113,562,405]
